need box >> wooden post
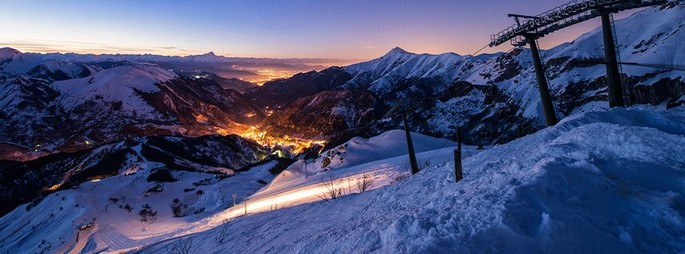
[403,114,419,174]
[454,127,463,182]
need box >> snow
[0,47,21,61]
[546,3,685,80]
[249,130,457,202]
[40,60,89,78]
[52,65,176,114]
[1,106,684,253]
[0,50,48,77]
[428,89,486,134]
[135,107,685,253]
[0,156,277,253]
[1,4,684,253]
[344,47,468,95]
[0,128,466,253]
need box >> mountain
[33,50,337,83]
[243,67,353,108]
[0,134,295,253]
[247,3,685,145]
[0,47,22,61]
[343,46,470,99]
[1,3,685,253]
[261,89,386,140]
[0,48,96,81]
[180,71,257,93]
[0,55,266,159]
[0,134,270,216]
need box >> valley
[1,2,684,253]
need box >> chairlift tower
[490,0,670,123]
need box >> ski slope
[140,107,685,253]
[0,130,466,253]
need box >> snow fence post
[403,114,420,174]
[455,127,463,182]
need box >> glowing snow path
[113,130,474,253]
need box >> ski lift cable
[423,138,453,166]
[469,44,491,57]
[572,59,685,71]
[619,62,685,72]
[463,48,517,79]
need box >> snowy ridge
[0,47,97,81]
[0,47,21,61]
[344,47,468,94]
[0,55,265,154]
[139,107,685,253]
[313,4,685,143]
[0,163,278,253]
[0,50,51,77]
[0,134,271,253]
[53,65,176,114]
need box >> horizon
[0,0,642,61]
[1,1,684,253]
[1,45,485,62]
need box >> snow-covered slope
[0,160,281,254]
[0,134,278,253]
[506,2,685,116]
[0,47,22,62]
[52,65,176,114]
[0,134,268,215]
[261,89,385,139]
[0,60,266,157]
[0,48,95,81]
[0,127,466,253]
[344,47,470,96]
[140,107,685,253]
[250,130,459,204]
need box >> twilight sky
[0,0,640,61]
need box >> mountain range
[1,2,684,253]
[247,3,684,145]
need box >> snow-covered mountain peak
[342,47,469,97]
[51,65,178,114]
[0,47,22,61]
[183,51,224,62]
[385,46,412,56]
